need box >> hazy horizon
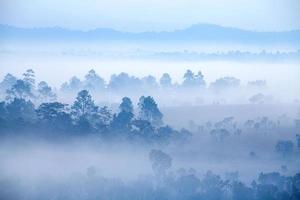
[2,22,300,32]
[1,0,300,32]
[1,1,300,199]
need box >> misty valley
[0,69,299,200]
[1,0,300,199]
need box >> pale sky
[0,0,300,32]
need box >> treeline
[58,69,266,93]
[146,49,300,62]
[0,69,267,101]
[0,88,190,141]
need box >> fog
[1,67,300,199]
[1,37,300,200]
[1,108,300,199]
[2,56,300,89]
[1,41,299,94]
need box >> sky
[0,0,300,32]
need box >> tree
[71,90,98,120]
[0,73,17,92]
[108,73,141,91]
[210,77,240,91]
[195,71,206,86]
[37,102,72,132]
[111,111,134,132]
[98,106,112,126]
[37,102,68,122]
[76,116,92,133]
[97,106,113,132]
[182,69,195,87]
[132,119,155,138]
[71,90,100,133]
[182,70,205,88]
[37,81,56,102]
[142,75,157,89]
[84,69,105,91]
[160,73,172,87]
[149,149,172,177]
[61,76,82,92]
[22,69,35,89]
[138,96,163,127]
[6,80,34,101]
[119,97,133,113]
[111,97,134,132]
[6,98,36,122]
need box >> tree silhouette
[182,69,195,87]
[182,70,205,87]
[149,149,172,177]
[138,96,163,127]
[119,97,133,113]
[159,73,172,87]
[61,76,82,92]
[37,81,56,102]
[0,73,17,92]
[6,98,36,122]
[22,69,35,89]
[84,69,105,91]
[71,90,98,120]
[37,102,72,132]
[6,80,34,101]
[111,97,134,132]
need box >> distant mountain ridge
[1,23,300,44]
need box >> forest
[1,0,300,199]
[0,69,300,200]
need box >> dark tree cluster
[1,69,56,103]
[0,89,190,142]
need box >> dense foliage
[0,90,190,142]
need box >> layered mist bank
[1,24,300,84]
[1,126,300,200]
[1,1,300,199]
[0,69,300,199]
[0,138,300,200]
[1,24,299,106]
[1,68,299,106]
